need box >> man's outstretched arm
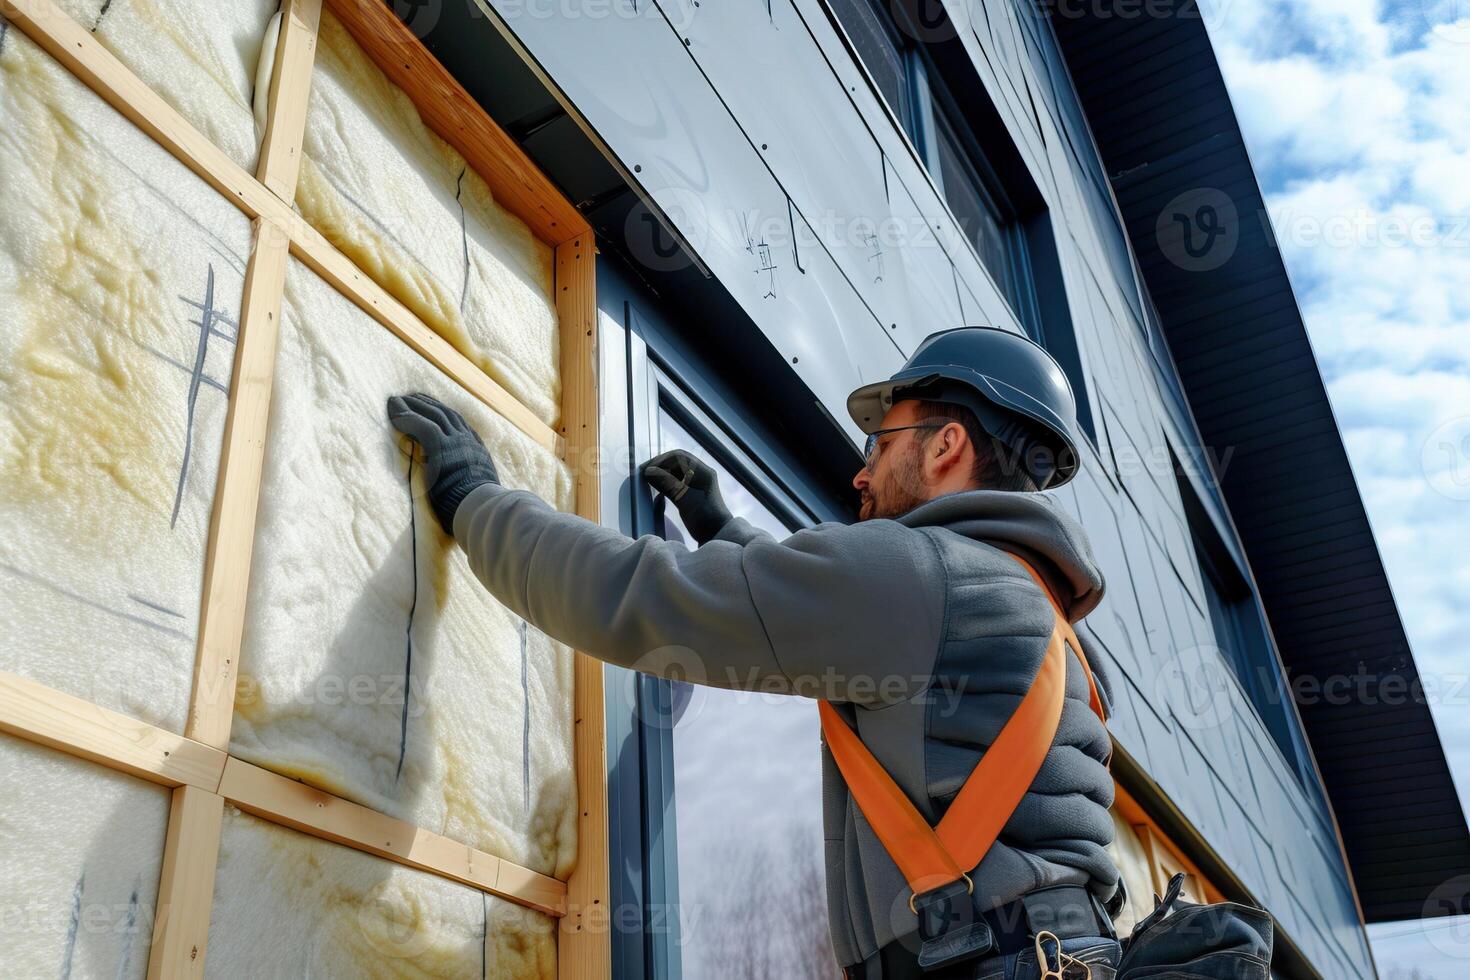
[453,483,945,702]
[389,394,945,702]
[454,481,788,690]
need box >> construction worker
[388,326,1122,979]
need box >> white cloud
[1217,52,1408,169]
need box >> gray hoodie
[453,482,1120,966]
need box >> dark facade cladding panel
[1187,353,1328,407]
[1052,0,1470,924]
[1103,102,1246,168]
[1221,439,1360,487]
[1169,317,1319,372]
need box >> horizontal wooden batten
[0,672,227,790]
[0,671,567,919]
[0,0,561,458]
[218,757,567,916]
[291,219,561,453]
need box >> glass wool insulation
[231,259,578,880]
[205,808,556,979]
[295,8,563,427]
[53,0,278,174]
[1,3,579,975]
[0,21,247,731]
[0,738,171,979]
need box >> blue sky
[1202,0,1470,973]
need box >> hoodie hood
[896,489,1105,620]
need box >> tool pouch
[1117,873,1273,979]
[914,879,995,971]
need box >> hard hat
[846,326,1081,489]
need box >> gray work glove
[387,392,499,535]
[641,449,733,546]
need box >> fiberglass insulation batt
[226,6,579,883]
[294,9,562,427]
[53,0,278,173]
[0,23,247,731]
[0,738,170,978]
[206,809,556,978]
[231,261,578,881]
[4,2,577,973]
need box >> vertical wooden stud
[154,3,321,971]
[555,236,611,980]
[184,219,290,749]
[256,0,322,202]
[187,0,319,749]
[147,786,227,980]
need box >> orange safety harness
[818,553,1108,911]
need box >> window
[1177,467,1319,793]
[824,0,915,137]
[1195,539,1279,733]
[601,263,847,978]
[825,0,1098,446]
[928,100,1029,322]
[830,0,1031,320]
[655,410,838,980]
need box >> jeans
[852,934,1122,980]
[970,935,1121,980]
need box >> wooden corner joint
[0,671,227,791]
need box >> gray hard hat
[847,326,1081,489]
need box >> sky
[1199,0,1470,973]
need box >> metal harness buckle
[908,871,973,916]
[911,873,992,972]
[1034,930,1092,980]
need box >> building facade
[412,0,1470,976]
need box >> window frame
[599,261,839,978]
[1175,464,1327,807]
[827,0,1039,334]
[923,90,1040,336]
[822,0,1099,450]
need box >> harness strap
[1009,557,1107,732]
[819,553,1108,900]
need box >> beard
[858,443,930,521]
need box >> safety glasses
[861,420,949,467]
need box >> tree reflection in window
[656,411,841,979]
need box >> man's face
[852,400,935,522]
